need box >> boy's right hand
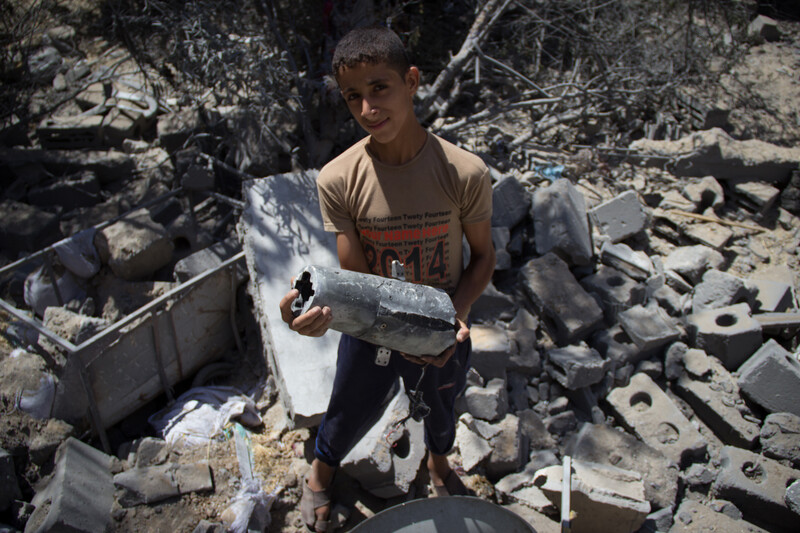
[279,288,333,337]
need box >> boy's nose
[361,98,377,118]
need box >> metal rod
[150,310,175,404]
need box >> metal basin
[350,496,537,533]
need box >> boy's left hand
[400,318,469,368]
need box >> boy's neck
[368,120,428,166]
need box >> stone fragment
[669,500,769,533]
[173,239,242,282]
[545,343,610,390]
[464,378,508,422]
[520,253,603,344]
[786,480,800,516]
[606,373,707,465]
[683,222,733,250]
[692,270,756,314]
[566,422,679,510]
[472,281,517,323]
[682,463,715,487]
[760,413,800,468]
[590,324,641,366]
[682,176,725,211]
[341,390,425,498]
[676,350,760,448]
[532,178,593,265]
[486,414,526,481]
[0,199,61,254]
[663,245,725,284]
[28,419,74,466]
[492,175,531,229]
[544,410,578,437]
[653,283,685,317]
[131,437,169,468]
[659,190,695,211]
[733,180,781,214]
[25,438,113,533]
[534,459,650,533]
[0,448,21,512]
[580,266,645,321]
[748,15,782,42]
[469,324,512,381]
[599,241,652,281]
[640,506,674,533]
[455,416,492,472]
[589,190,648,243]
[748,278,795,313]
[507,327,541,375]
[113,462,213,507]
[738,339,800,418]
[95,208,174,280]
[517,409,556,450]
[688,303,762,370]
[780,169,800,216]
[491,227,512,270]
[712,445,800,531]
[664,342,689,381]
[28,46,62,83]
[501,503,560,533]
[618,303,681,353]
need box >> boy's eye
[346,93,360,102]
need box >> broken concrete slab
[692,270,756,314]
[566,423,679,511]
[469,324,512,382]
[471,282,517,323]
[464,378,508,422]
[688,303,763,370]
[738,339,800,417]
[589,190,648,243]
[580,265,645,321]
[675,350,760,448]
[748,278,795,313]
[663,244,725,284]
[683,221,733,250]
[630,128,800,182]
[113,462,213,507]
[95,208,175,280]
[669,500,769,533]
[545,343,610,390]
[492,175,531,229]
[606,372,707,465]
[599,241,652,281]
[173,239,243,283]
[534,459,650,533]
[240,171,339,427]
[532,178,593,265]
[618,302,681,353]
[733,180,781,215]
[25,438,114,533]
[520,253,603,344]
[682,176,725,212]
[341,389,425,499]
[485,413,526,481]
[590,324,641,366]
[456,415,492,472]
[712,445,800,532]
[760,413,800,468]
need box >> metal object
[561,455,572,533]
[291,264,457,356]
[349,496,536,532]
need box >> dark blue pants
[315,333,471,467]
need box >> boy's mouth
[365,118,388,130]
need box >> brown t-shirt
[317,132,492,292]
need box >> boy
[279,26,494,532]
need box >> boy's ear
[405,66,420,95]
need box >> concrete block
[787,480,800,516]
[738,339,800,417]
[761,413,800,468]
[589,190,648,243]
[517,409,556,450]
[486,414,526,481]
[25,438,113,533]
[599,241,652,281]
[749,278,794,313]
[653,283,685,317]
[28,419,74,467]
[748,15,782,42]
[532,178,593,265]
[173,239,243,283]
[683,221,732,250]
[464,378,508,422]
[131,437,169,468]
[682,176,725,211]
[341,389,425,498]
[507,328,541,375]
[113,462,213,507]
[590,324,641,366]
[712,445,800,531]
[0,199,61,254]
[688,303,762,370]
[545,343,610,390]
[606,373,707,465]
[469,324,512,381]
[676,350,760,448]
[95,208,175,280]
[669,500,769,533]
[501,503,560,533]
[682,463,715,487]
[580,266,645,321]
[534,459,650,533]
[544,410,578,437]
[456,416,492,472]
[618,303,681,353]
[492,175,531,229]
[0,448,21,512]
[491,227,512,270]
[734,180,781,214]
[507,372,530,412]
[639,505,674,533]
[566,423,679,510]
[471,281,517,322]
[664,245,724,284]
[692,270,756,314]
[521,253,604,344]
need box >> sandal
[432,469,471,497]
[301,476,331,532]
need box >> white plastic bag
[53,228,101,279]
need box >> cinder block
[670,500,769,533]
[173,239,243,282]
[738,339,800,417]
[534,459,650,533]
[545,343,610,390]
[618,303,681,353]
[25,438,113,533]
[580,266,645,321]
[94,208,174,280]
[113,463,213,507]
[761,413,800,468]
[492,176,531,229]
[606,373,707,465]
[675,350,760,448]
[688,303,762,370]
[567,423,679,510]
[464,378,508,422]
[521,253,604,344]
[340,389,425,499]
[599,241,652,281]
[712,445,800,531]
[532,178,593,265]
[590,190,648,243]
[469,324,512,382]
[692,270,756,314]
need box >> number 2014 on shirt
[363,240,447,281]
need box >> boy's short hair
[332,27,410,78]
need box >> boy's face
[337,62,419,145]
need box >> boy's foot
[431,469,471,497]
[301,475,331,532]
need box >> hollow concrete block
[712,445,800,532]
[606,373,707,465]
[580,265,645,321]
[618,302,681,353]
[545,343,610,390]
[589,190,648,243]
[688,303,762,370]
[760,413,800,468]
[738,339,800,417]
[590,323,642,366]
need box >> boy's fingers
[279,289,300,324]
